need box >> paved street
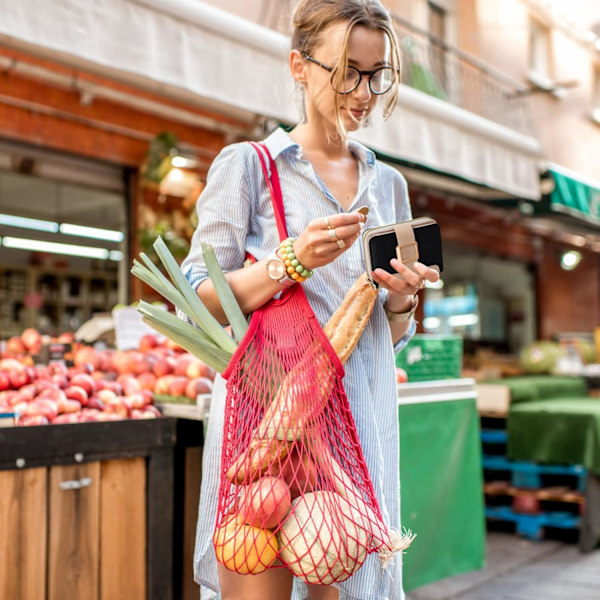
[407,532,600,600]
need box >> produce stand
[0,417,204,600]
[477,375,600,551]
[397,378,486,592]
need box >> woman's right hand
[292,210,367,271]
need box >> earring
[294,81,307,124]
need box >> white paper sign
[112,305,165,351]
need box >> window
[529,18,553,88]
[428,2,447,89]
[592,64,600,123]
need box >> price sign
[112,305,165,351]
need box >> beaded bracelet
[279,238,314,283]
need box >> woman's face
[300,23,390,133]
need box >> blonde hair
[291,0,402,137]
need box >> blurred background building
[0,0,598,355]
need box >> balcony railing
[258,1,535,138]
[393,15,535,137]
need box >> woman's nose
[353,76,372,102]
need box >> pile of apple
[0,330,215,427]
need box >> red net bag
[212,143,413,584]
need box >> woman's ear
[289,49,307,84]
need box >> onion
[277,491,369,584]
[213,513,278,575]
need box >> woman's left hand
[371,259,440,311]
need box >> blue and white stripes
[181,127,414,600]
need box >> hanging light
[560,250,582,270]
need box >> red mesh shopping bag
[212,143,413,583]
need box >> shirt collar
[262,126,376,169]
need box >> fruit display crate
[480,415,589,546]
[396,334,463,382]
[0,417,204,600]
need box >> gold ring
[336,239,345,249]
[328,228,338,241]
[324,216,331,229]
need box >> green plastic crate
[396,334,463,382]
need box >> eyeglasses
[302,53,396,95]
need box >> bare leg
[307,584,340,600]
[218,563,294,600]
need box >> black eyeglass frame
[302,53,397,95]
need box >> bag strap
[249,142,288,242]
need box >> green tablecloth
[400,395,486,591]
[483,375,588,403]
[507,398,600,473]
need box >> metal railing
[393,15,535,137]
[258,1,536,137]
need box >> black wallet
[362,217,443,282]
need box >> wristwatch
[265,251,296,287]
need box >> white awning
[0,0,541,199]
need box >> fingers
[372,260,440,295]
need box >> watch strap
[385,295,419,322]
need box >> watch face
[267,257,286,280]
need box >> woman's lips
[347,108,367,119]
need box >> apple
[141,390,154,405]
[152,357,176,378]
[52,413,80,425]
[57,332,74,344]
[101,381,123,396]
[16,382,35,399]
[117,375,142,396]
[64,385,88,406]
[97,389,117,403]
[174,354,195,377]
[70,373,96,397]
[137,372,157,392]
[6,336,26,355]
[8,369,30,389]
[48,361,69,377]
[86,396,104,411]
[103,396,130,418]
[60,399,82,414]
[27,398,59,422]
[51,374,69,389]
[155,375,176,396]
[21,328,42,351]
[186,360,214,380]
[96,412,124,422]
[185,377,213,399]
[18,414,49,426]
[112,350,136,375]
[396,367,408,384]
[74,346,100,370]
[143,405,161,417]
[139,334,159,353]
[127,392,151,409]
[0,372,9,392]
[168,376,189,398]
[0,391,17,406]
[78,408,101,422]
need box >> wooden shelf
[0,265,118,337]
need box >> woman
[181,1,439,598]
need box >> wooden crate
[0,418,203,600]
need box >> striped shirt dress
[181,127,415,600]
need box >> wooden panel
[48,462,100,600]
[182,447,202,600]
[0,468,47,600]
[100,458,146,600]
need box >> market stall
[398,378,486,591]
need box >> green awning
[548,164,600,227]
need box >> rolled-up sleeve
[180,143,252,292]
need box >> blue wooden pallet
[482,455,587,491]
[480,429,508,444]
[485,506,580,540]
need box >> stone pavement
[406,532,600,600]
